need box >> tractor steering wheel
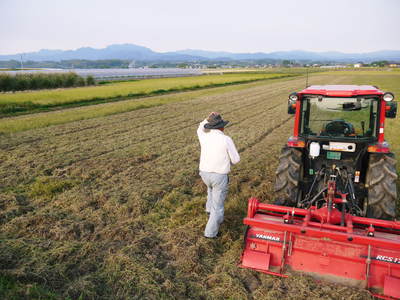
[324,119,355,136]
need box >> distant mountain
[174,49,400,62]
[171,49,237,59]
[0,44,158,61]
[318,50,400,62]
[1,44,399,63]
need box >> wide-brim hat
[204,114,229,129]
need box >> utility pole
[20,54,24,70]
[305,67,309,88]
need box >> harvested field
[0,71,399,299]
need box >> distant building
[354,63,363,68]
[388,62,400,68]
[320,65,347,69]
[128,61,136,68]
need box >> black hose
[301,167,325,206]
[308,187,327,208]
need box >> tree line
[0,59,131,69]
[0,72,95,92]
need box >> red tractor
[241,85,400,299]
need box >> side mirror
[386,102,397,118]
[287,100,296,114]
[287,92,298,114]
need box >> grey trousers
[199,171,229,238]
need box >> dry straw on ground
[1,72,399,299]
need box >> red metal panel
[378,96,386,143]
[288,236,366,281]
[293,97,301,137]
[299,85,384,97]
[241,250,271,271]
[384,276,400,298]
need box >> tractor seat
[322,119,355,136]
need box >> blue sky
[1,0,399,54]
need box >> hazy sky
[1,0,399,55]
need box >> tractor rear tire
[366,153,397,220]
[274,146,303,206]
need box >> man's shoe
[204,235,217,239]
[204,232,220,239]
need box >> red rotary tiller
[240,86,399,299]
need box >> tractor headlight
[383,92,394,102]
[289,93,298,102]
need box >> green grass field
[0,73,295,116]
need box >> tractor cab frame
[287,85,397,151]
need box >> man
[197,112,240,238]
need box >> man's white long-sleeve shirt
[197,119,240,174]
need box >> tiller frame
[240,196,400,299]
